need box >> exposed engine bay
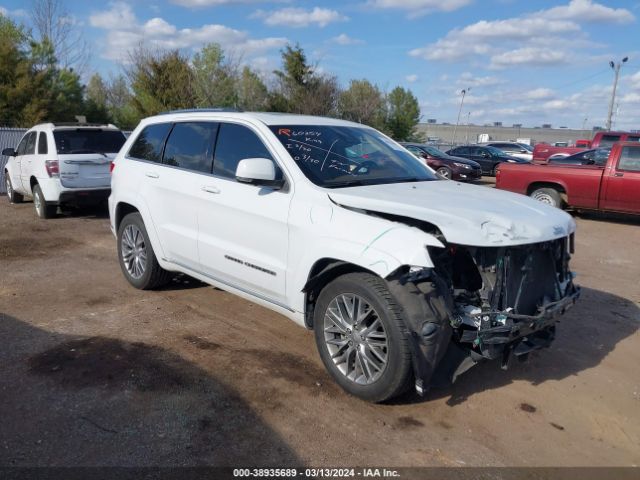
[388,229,580,395]
[428,236,580,367]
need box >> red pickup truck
[496,142,640,215]
[532,131,640,163]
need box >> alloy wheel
[323,293,388,385]
[121,224,148,279]
[437,167,451,179]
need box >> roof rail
[52,122,117,128]
[157,107,242,115]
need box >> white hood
[329,180,576,247]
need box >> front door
[17,132,37,192]
[198,122,291,304]
[600,145,640,213]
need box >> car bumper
[58,188,111,206]
[453,168,482,181]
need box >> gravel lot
[1,189,639,467]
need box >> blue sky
[2,0,639,129]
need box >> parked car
[400,142,482,181]
[532,130,640,163]
[109,110,580,402]
[446,145,529,176]
[496,142,640,214]
[3,123,126,218]
[479,141,533,161]
[548,148,611,166]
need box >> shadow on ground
[393,286,639,406]
[0,313,301,467]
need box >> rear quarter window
[128,124,172,162]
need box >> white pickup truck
[109,110,580,402]
[3,123,126,218]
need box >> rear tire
[530,187,563,209]
[117,212,172,290]
[32,184,56,219]
[5,174,23,203]
[313,272,412,403]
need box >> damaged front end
[389,235,580,395]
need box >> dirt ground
[1,188,639,468]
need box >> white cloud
[89,2,287,62]
[409,1,634,68]
[541,0,634,24]
[405,74,418,83]
[456,72,503,88]
[522,87,556,100]
[331,33,364,45]
[490,48,569,69]
[0,5,28,17]
[367,0,472,18]
[171,0,273,7]
[254,7,347,28]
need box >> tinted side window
[213,123,273,179]
[25,132,37,154]
[452,147,467,155]
[627,136,640,142]
[618,147,640,172]
[37,132,48,154]
[15,134,30,155]
[163,122,218,173]
[128,123,172,162]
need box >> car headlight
[453,162,472,169]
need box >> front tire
[117,212,172,290]
[5,174,23,203]
[530,187,563,209]
[313,272,412,403]
[32,184,56,219]
[436,167,452,179]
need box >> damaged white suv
[109,110,580,402]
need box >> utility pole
[452,87,470,146]
[606,57,628,130]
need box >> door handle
[201,185,221,194]
[614,172,624,177]
[145,172,159,179]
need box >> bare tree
[29,0,89,72]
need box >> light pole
[606,57,628,130]
[465,111,471,144]
[452,87,470,146]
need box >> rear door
[54,128,125,189]
[470,147,493,173]
[600,145,640,213]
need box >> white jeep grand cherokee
[3,123,126,218]
[109,110,580,402]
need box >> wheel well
[115,202,139,231]
[30,176,38,191]
[526,182,566,196]
[302,259,374,329]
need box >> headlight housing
[453,162,472,169]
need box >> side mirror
[2,147,16,157]
[481,152,490,158]
[235,158,284,189]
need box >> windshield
[485,146,510,157]
[423,146,448,158]
[53,129,126,155]
[270,125,438,187]
[517,143,533,152]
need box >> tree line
[0,10,422,141]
